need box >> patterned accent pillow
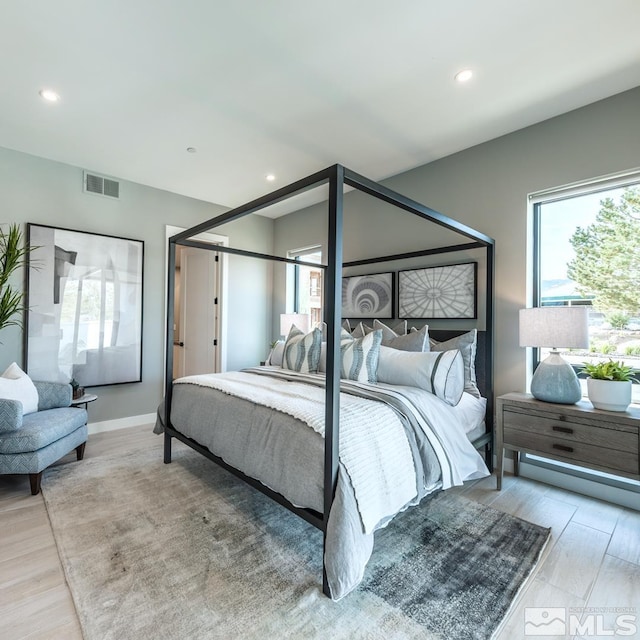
[377,346,465,406]
[0,362,39,415]
[339,329,383,383]
[429,329,480,398]
[282,326,322,373]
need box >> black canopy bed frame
[163,163,495,598]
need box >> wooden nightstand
[496,392,640,490]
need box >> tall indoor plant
[0,223,34,337]
[581,360,638,412]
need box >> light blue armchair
[0,381,88,494]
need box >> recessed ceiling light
[454,69,473,83]
[186,147,197,153]
[39,88,60,102]
[265,174,276,182]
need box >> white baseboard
[88,413,156,435]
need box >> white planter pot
[586,378,632,412]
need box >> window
[532,173,640,404]
[288,246,323,327]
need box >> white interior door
[180,247,219,376]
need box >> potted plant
[580,359,638,412]
[0,223,36,337]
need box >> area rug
[43,441,549,640]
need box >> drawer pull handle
[553,443,574,453]
[552,425,574,434]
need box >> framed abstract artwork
[25,224,144,387]
[398,262,477,319]
[342,272,394,319]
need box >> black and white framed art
[398,262,477,319]
[342,272,394,319]
[26,224,144,387]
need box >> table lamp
[519,306,589,404]
[279,313,311,338]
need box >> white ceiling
[2,0,640,216]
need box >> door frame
[164,225,229,380]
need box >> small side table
[71,393,98,411]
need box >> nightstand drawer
[503,426,639,476]
[503,409,636,452]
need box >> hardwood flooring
[0,425,638,639]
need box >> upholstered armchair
[0,380,88,495]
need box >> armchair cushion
[0,363,38,415]
[0,407,87,454]
[34,381,72,410]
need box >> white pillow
[430,329,480,398]
[340,329,383,383]
[0,362,39,415]
[376,346,464,406]
[266,341,284,366]
[282,325,322,373]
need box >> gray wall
[273,86,640,400]
[0,146,274,422]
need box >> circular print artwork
[342,273,393,319]
[398,263,476,318]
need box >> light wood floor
[1,425,638,640]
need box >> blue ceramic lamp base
[530,351,582,404]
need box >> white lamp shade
[519,306,589,349]
[280,313,311,337]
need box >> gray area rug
[43,441,549,640]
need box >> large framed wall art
[398,262,477,319]
[342,271,394,319]
[26,224,144,387]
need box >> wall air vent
[83,171,120,199]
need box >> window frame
[530,169,640,374]
[287,245,323,317]
[526,169,640,494]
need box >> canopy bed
[159,164,495,600]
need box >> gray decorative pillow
[429,329,480,398]
[340,329,382,383]
[383,324,429,351]
[373,319,407,337]
[316,320,354,340]
[351,322,371,339]
[282,325,322,373]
